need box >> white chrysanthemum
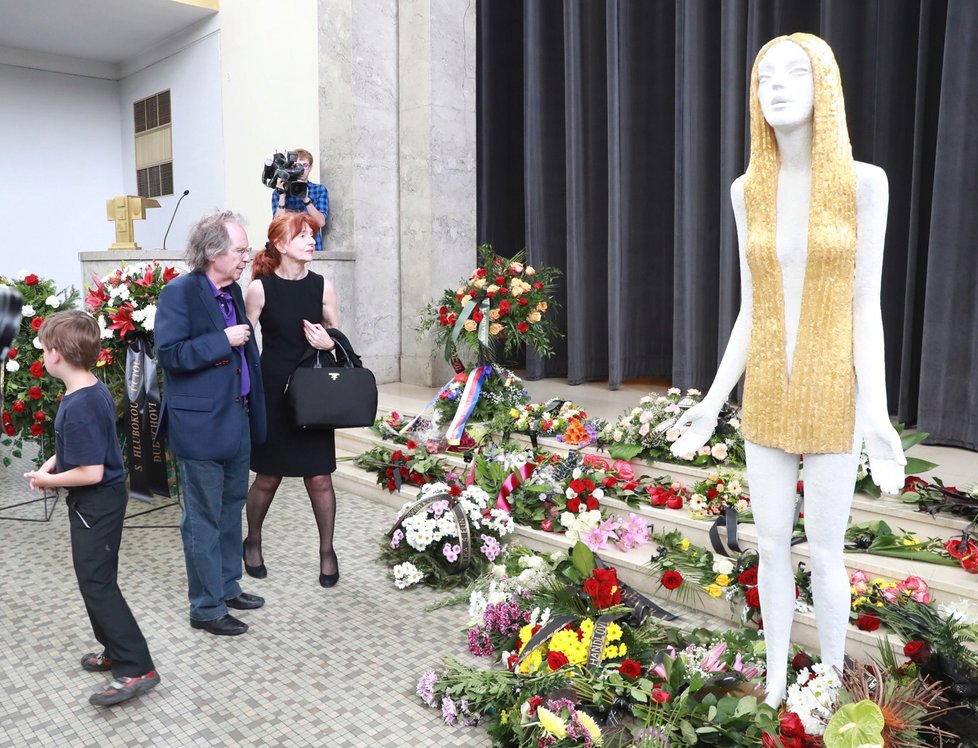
[463,485,490,509]
[96,315,113,339]
[131,304,157,331]
[109,283,131,301]
[519,554,543,569]
[392,561,424,589]
[5,360,19,372]
[21,304,35,317]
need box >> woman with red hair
[242,210,342,587]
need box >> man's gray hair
[185,210,245,271]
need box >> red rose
[533,281,543,290]
[738,567,759,586]
[471,310,484,323]
[706,488,718,499]
[546,650,569,671]
[4,424,14,436]
[518,297,528,307]
[745,587,761,609]
[583,567,621,609]
[585,495,599,511]
[540,519,553,532]
[566,497,581,514]
[602,476,619,489]
[904,640,931,664]
[31,317,44,331]
[661,570,683,590]
[6,347,15,359]
[855,612,881,631]
[12,400,26,413]
[650,687,670,704]
[903,475,927,492]
[476,267,487,278]
[649,487,668,507]
[790,652,814,672]
[665,494,684,510]
[28,386,43,400]
[33,411,46,422]
[517,322,529,334]
[762,734,780,748]
[24,274,39,286]
[1,412,9,424]
[498,300,511,315]
[494,275,506,285]
[30,360,45,378]
[30,423,44,436]
[618,659,642,678]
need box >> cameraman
[272,148,329,251]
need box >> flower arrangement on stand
[599,388,745,468]
[381,482,515,589]
[84,261,180,411]
[0,271,79,466]
[432,365,531,431]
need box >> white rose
[559,511,576,530]
[712,557,734,575]
[687,388,702,397]
[711,443,729,460]
[591,487,604,501]
[5,359,20,372]
[21,304,35,317]
[32,337,42,349]
[45,295,61,309]
[572,467,582,480]
[665,428,680,442]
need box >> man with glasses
[272,147,329,250]
[155,211,267,636]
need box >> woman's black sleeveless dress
[250,272,336,476]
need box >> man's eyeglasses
[231,247,252,258]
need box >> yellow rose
[487,284,499,294]
[460,294,472,306]
[705,584,724,598]
[536,301,548,312]
[510,286,523,297]
[473,277,487,288]
[680,538,690,551]
[509,262,524,274]
[489,308,500,321]
[527,311,542,323]
[489,322,504,336]
[463,319,478,332]
[525,265,536,276]
[715,574,730,587]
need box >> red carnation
[406,439,418,450]
[585,495,599,511]
[31,317,44,331]
[904,640,931,664]
[6,347,15,359]
[517,322,529,334]
[476,268,487,278]
[661,570,683,590]
[494,275,506,285]
[24,274,39,286]
[779,711,807,738]
[28,386,43,400]
[566,497,581,514]
[533,281,543,290]
[855,612,881,631]
[738,566,759,586]
[497,299,511,315]
[30,360,45,378]
[527,695,543,715]
[12,400,26,413]
[618,659,642,678]
[546,650,569,671]
[31,423,44,436]
[745,587,761,609]
[471,310,484,323]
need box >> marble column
[318,0,476,387]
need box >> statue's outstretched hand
[669,403,719,460]
[863,418,906,495]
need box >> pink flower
[612,460,635,480]
[898,575,930,604]
[615,513,650,551]
[443,543,461,563]
[849,570,870,595]
[582,453,609,471]
[699,642,728,673]
[580,522,617,551]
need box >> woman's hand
[863,415,906,495]
[303,319,335,351]
[669,402,720,459]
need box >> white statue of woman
[670,33,906,706]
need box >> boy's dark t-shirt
[55,381,125,487]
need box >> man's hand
[225,324,251,347]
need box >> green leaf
[822,700,884,747]
[571,541,595,577]
[607,443,643,461]
[904,457,939,474]
[900,430,929,451]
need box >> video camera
[0,285,23,362]
[261,151,308,199]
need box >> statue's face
[757,40,814,129]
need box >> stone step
[332,453,916,662]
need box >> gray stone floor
[0,473,495,748]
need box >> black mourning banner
[124,336,170,502]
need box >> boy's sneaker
[88,671,160,706]
[80,652,112,672]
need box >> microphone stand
[162,190,190,250]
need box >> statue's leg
[744,441,800,706]
[801,441,860,679]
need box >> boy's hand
[24,470,54,491]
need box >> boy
[24,310,159,707]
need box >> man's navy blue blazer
[155,270,266,461]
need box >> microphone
[162,189,190,250]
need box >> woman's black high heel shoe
[243,540,267,579]
[319,549,339,588]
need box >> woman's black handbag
[285,336,378,429]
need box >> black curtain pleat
[476,0,978,449]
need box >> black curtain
[477,0,978,450]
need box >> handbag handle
[301,338,356,370]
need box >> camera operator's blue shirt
[272,180,330,250]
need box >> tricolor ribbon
[446,364,492,445]
[496,461,537,512]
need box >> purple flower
[480,534,501,562]
[390,529,404,549]
[416,670,437,706]
[467,626,494,656]
[441,696,458,725]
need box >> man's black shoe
[190,614,248,636]
[225,592,265,610]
